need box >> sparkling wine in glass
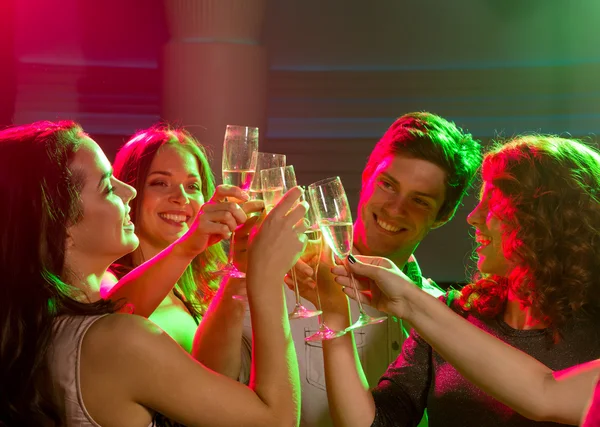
[302,195,346,341]
[218,125,258,280]
[248,152,286,201]
[260,168,322,320]
[260,166,293,213]
[308,176,387,331]
[222,169,255,191]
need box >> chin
[122,237,140,253]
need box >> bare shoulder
[80,314,168,425]
[81,314,185,397]
[83,313,167,358]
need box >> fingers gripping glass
[217,125,258,280]
[260,168,322,320]
[308,176,387,332]
[302,191,345,341]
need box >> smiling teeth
[476,235,491,245]
[160,213,187,223]
[377,218,402,232]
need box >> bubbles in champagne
[222,169,255,191]
[263,186,284,212]
[320,221,353,258]
[302,229,323,272]
[248,189,263,201]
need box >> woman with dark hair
[323,135,600,427]
[102,125,261,378]
[0,120,304,426]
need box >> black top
[372,298,600,427]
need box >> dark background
[2,0,600,286]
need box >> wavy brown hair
[458,135,600,333]
[112,124,226,318]
[0,121,118,426]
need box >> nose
[384,194,408,218]
[115,178,137,203]
[467,202,483,227]
[169,184,190,205]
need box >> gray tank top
[50,315,107,426]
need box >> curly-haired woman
[323,135,600,427]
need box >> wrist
[400,284,427,324]
[220,277,247,299]
[171,234,202,260]
[320,295,350,315]
[321,301,351,329]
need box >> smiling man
[287,112,482,427]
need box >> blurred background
[1,0,599,287]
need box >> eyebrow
[380,172,438,200]
[97,169,113,190]
[148,170,200,179]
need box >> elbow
[517,400,553,422]
[260,412,298,427]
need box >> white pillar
[162,0,268,172]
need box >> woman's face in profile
[468,182,511,277]
[65,136,139,267]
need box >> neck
[63,262,107,303]
[386,251,412,271]
[503,288,546,330]
[133,239,162,266]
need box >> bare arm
[84,188,305,427]
[301,246,375,427]
[192,209,263,379]
[83,313,298,427]
[103,186,254,317]
[337,256,600,425]
[192,276,247,379]
[103,240,197,316]
[406,288,600,424]
[323,305,376,427]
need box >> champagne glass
[249,152,286,201]
[308,176,387,331]
[261,167,322,319]
[260,165,292,214]
[303,193,346,341]
[218,125,258,279]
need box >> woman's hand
[231,200,265,273]
[331,255,418,317]
[284,243,348,313]
[247,187,308,282]
[177,185,250,257]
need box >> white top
[241,255,443,427]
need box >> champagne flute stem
[347,260,366,314]
[291,266,301,305]
[312,265,326,328]
[227,233,236,265]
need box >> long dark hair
[459,135,600,334]
[0,121,117,426]
[112,124,226,318]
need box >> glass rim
[260,165,295,175]
[258,151,286,158]
[226,124,259,130]
[307,176,341,189]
